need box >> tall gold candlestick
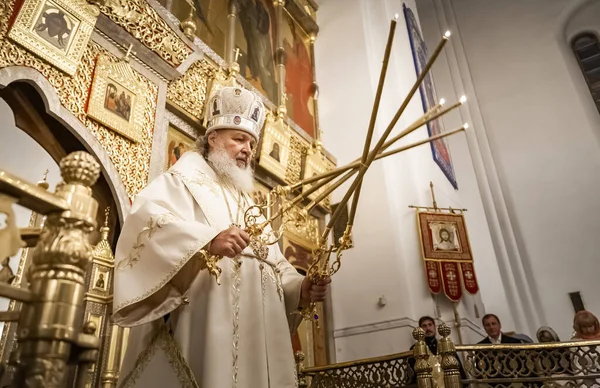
[348,15,398,240]
[340,32,451,238]
[288,96,463,193]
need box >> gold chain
[220,181,247,227]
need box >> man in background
[477,314,522,344]
[409,316,467,386]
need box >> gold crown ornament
[205,86,266,141]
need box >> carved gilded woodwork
[8,0,99,76]
[258,114,292,182]
[286,133,309,184]
[303,148,335,208]
[0,0,157,198]
[166,59,216,123]
[88,0,193,67]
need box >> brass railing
[298,349,415,388]
[0,151,101,387]
[457,340,600,387]
[297,325,600,388]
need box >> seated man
[475,314,541,387]
[112,86,331,388]
[477,314,522,344]
[408,316,467,387]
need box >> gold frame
[258,115,292,182]
[303,149,335,205]
[8,0,98,76]
[87,55,148,143]
[416,212,473,261]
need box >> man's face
[209,129,256,168]
[421,319,436,338]
[483,316,501,339]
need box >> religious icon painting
[8,0,99,76]
[169,0,229,59]
[87,55,150,143]
[234,0,279,103]
[281,10,316,137]
[165,125,196,171]
[257,114,292,182]
[403,4,458,189]
[416,211,479,302]
[92,266,109,292]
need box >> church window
[572,33,600,115]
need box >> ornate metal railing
[297,325,600,388]
[457,340,600,387]
[0,151,101,387]
[297,349,415,388]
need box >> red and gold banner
[424,260,442,294]
[460,262,479,295]
[440,262,462,302]
[416,211,479,302]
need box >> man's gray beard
[207,146,255,193]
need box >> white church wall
[315,0,498,361]
[0,97,61,335]
[416,0,600,341]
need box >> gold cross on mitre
[233,47,243,63]
[281,93,289,105]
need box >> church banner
[404,4,458,189]
[416,211,479,301]
[440,262,462,302]
[460,262,479,295]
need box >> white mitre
[205,86,267,141]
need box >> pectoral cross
[233,47,242,63]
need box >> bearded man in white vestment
[112,86,331,388]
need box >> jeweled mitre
[205,86,266,141]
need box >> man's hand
[209,226,251,257]
[300,277,331,305]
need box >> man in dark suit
[408,316,467,386]
[477,314,522,344]
[475,314,541,387]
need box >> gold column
[438,323,463,388]
[225,1,237,64]
[412,327,434,388]
[274,0,286,107]
[7,151,101,387]
[100,323,126,388]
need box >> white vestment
[112,152,304,388]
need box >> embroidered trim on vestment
[114,237,208,313]
[119,324,199,388]
[231,257,242,388]
[117,213,178,270]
